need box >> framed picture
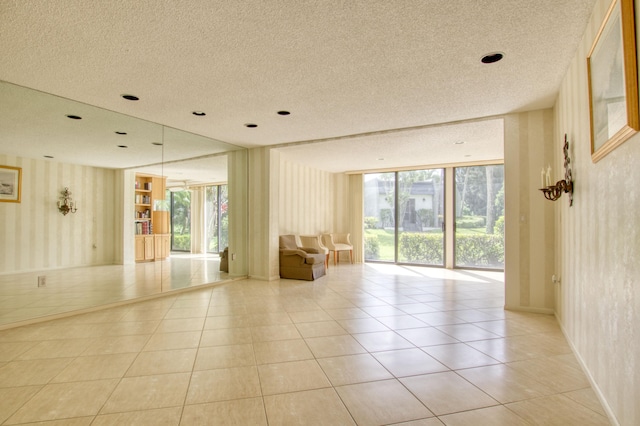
[587,0,639,162]
[0,165,22,203]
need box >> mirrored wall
[0,80,247,328]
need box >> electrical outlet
[231,253,236,261]
[37,276,46,287]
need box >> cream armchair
[299,235,330,269]
[279,235,326,280]
[322,233,353,265]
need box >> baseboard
[503,304,555,315]
[554,312,620,426]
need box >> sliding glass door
[364,169,445,266]
[454,165,504,269]
[205,184,228,254]
[170,190,191,251]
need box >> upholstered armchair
[279,235,326,280]
[299,235,329,269]
[321,233,353,265]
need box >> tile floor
[0,254,225,327]
[0,263,610,425]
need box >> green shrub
[364,234,380,259]
[398,233,443,264]
[456,215,486,228]
[364,216,378,229]
[173,234,191,251]
[455,234,504,266]
[398,232,504,267]
[494,216,505,237]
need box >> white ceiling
[0,0,596,175]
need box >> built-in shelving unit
[134,173,170,262]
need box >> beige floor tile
[264,388,355,425]
[376,314,430,330]
[388,419,444,426]
[253,339,314,364]
[396,327,459,346]
[247,312,293,326]
[0,358,73,387]
[92,407,182,426]
[413,312,467,326]
[105,320,160,336]
[250,324,301,342]
[436,323,501,342]
[82,334,150,355]
[0,341,38,362]
[353,330,415,352]
[507,354,590,393]
[360,305,407,317]
[0,386,42,424]
[186,366,261,404]
[304,334,367,358]
[506,394,610,425]
[6,379,119,424]
[318,353,393,386]
[422,343,500,370]
[563,387,607,417]
[181,398,267,425]
[163,307,209,319]
[288,310,334,323]
[338,317,390,333]
[336,379,433,425]
[294,320,348,338]
[203,314,252,330]
[200,328,252,346]
[16,338,96,360]
[126,348,197,376]
[142,331,202,351]
[324,307,370,320]
[372,348,449,377]
[156,318,205,333]
[456,364,553,403]
[439,405,529,425]
[472,319,533,337]
[101,373,191,414]
[193,344,255,370]
[401,372,498,415]
[52,353,137,382]
[258,359,331,395]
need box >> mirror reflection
[0,80,246,328]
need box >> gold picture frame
[588,0,639,162]
[0,165,22,203]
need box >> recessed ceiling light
[277,111,291,116]
[454,141,465,145]
[378,158,385,161]
[192,111,206,116]
[245,123,258,128]
[44,155,54,159]
[151,142,163,146]
[115,131,127,135]
[465,154,472,157]
[66,114,82,120]
[121,94,139,101]
[117,145,128,148]
[481,52,504,64]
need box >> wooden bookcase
[134,173,171,262]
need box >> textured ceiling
[0,0,596,174]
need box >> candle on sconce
[541,168,546,188]
[546,165,552,187]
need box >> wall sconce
[57,187,78,215]
[539,134,574,206]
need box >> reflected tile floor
[0,254,225,327]
[0,264,610,425]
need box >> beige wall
[503,110,556,313]
[553,0,640,423]
[0,155,117,274]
